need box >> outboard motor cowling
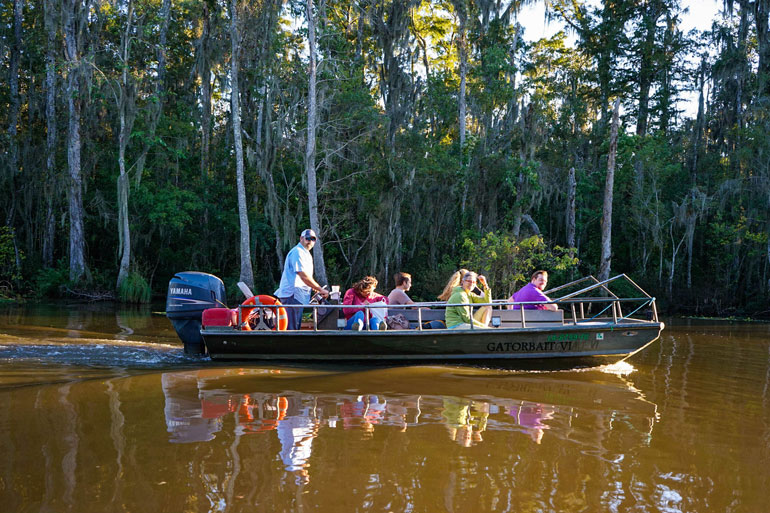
[166,271,226,355]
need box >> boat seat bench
[392,308,445,329]
[492,308,564,327]
[390,307,565,329]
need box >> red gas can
[201,308,235,328]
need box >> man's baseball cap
[301,229,317,240]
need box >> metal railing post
[470,303,474,330]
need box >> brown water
[1,304,769,512]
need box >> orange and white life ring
[240,295,288,331]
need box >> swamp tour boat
[166,271,664,370]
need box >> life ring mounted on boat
[240,295,288,331]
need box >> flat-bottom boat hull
[200,321,663,370]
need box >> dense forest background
[1,0,769,316]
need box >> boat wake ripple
[0,339,197,369]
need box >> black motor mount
[166,271,226,355]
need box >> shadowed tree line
[0,0,768,316]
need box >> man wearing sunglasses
[275,229,329,330]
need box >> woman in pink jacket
[343,276,388,330]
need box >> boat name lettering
[487,341,574,352]
[546,333,590,342]
[170,287,193,295]
[486,339,602,353]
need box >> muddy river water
[1,304,768,512]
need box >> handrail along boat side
[228,274,659,331]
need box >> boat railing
[551,273,657,324]
[234,274,657,331]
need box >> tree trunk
[200,2,212,179]
[7,0,23,178]
[599,98,621,282]
[117,171,130,286]
[306,0,328,286]
[134,0,171,187]
[229,0,254,289]
[255,84,284,268]
[596,51,611,139]
[64,0,87,282]
[356,4,364,62]
[373,0,417,151]
[668,224,686,299]
[117,0,135,291]
[458,4,469,214]
[414,29,435,135]
[595,1,621,140]
[658,13,676,135]
[687,62,708,290]
[43,0,58,268]
[689,59,706,177]
[736,1,751,132]
[521,214,540,235]
[756,0,770,97]
[685,204,696,290]
[636,1,661,136]
[566,167,576,248]
[457,6,467,152]
[511,168,524,239]
[766,220,770,294]
[507,23,521,131]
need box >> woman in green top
[444,271,492,329]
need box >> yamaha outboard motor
[166,271,226,355]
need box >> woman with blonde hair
[438,269,469,301]
[444,271,492,329]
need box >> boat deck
[197,274,664,369]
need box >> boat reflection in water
[161,365,658,487]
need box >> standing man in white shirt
[275,229,329,330]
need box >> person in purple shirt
[508,270,558,311]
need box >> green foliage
[0,227,23,287]
[33,260,70,298]
[134,184,203,233]
[118,271,152,304]
[460,233,579,298]
[2,0,770,318]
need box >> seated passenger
[389,271,444,329]
[509,270,558,311]
[445,271,492,329]
[438,269,470,302]
[388,272,415,306]
[343,276,388,331]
